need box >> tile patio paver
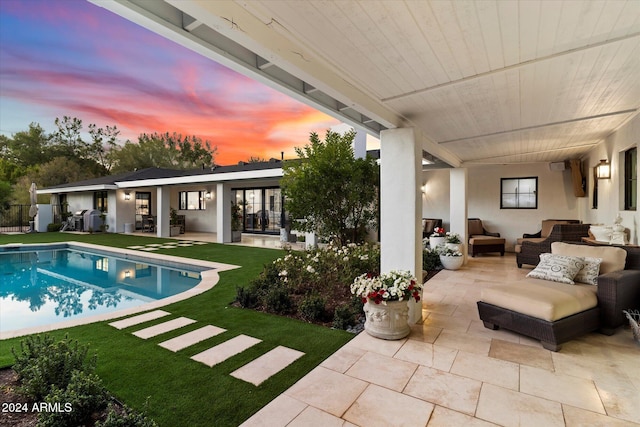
[108,310,171,330]
[191,334,262,368]
[159,325,227,352]
[476,383,564,427]
[231,345,305,386]
[240,395,307,427]
[132,317,197,339]
[343,384,434,427]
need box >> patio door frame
[233,186,284,234]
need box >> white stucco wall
[581,114,639,244]
[423,163,583,252]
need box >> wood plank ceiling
[95,0,640,166]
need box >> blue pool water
[0,244,206,332]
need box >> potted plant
[438,246,464,270]
[231,201,242,242]
[429,227,446,249]
[350,270,422,340]
[169,207,180,236]
[445,232,462,252]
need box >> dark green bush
[38,370,108,427]
[332,296,364,330]
[423,248,442,272]
[97,403,158,427]
[264,287,293,314]
[47,223,63,232]
[235,286,260,308]
[299,294,327,322]
[12,334,97,400]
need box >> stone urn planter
[351,270,422,341]
[440,255,464,270]
[363,300,411,340]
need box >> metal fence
[0,204,31,233]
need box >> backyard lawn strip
[0,233,354,426]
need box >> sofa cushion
[481,278,598,322]
[526,253,585,284]
[468,219,484,236]
[573,257,602,285]
[469,235,505,246]
[551,242,627,274]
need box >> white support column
[157,186,170,238]
[449,168,468,261]
[380,127,422,323]
[217,182,231,243]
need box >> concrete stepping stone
[191,334,261,368]
[231,346,305,386]
[159,325,227,352]
[109,310,171,330]
[133,317,196,339]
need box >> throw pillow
[526,253,585,285]
[574,256,602,285]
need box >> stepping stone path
[108,310,304,386]
[127,241,208,251]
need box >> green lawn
[0,233,354,426]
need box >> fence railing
[0,205,31,232]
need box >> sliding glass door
[233,187,283,234]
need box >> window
[500,177,538,209]
[625,147,637,211]
[94,191,108,212]
[179,191,206,210]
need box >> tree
[110,132,217,172]
[5,123,51,168]
[281,129,379,245]
[88,124,120,173]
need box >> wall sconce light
[124,192,131,201]
[421,184,428,194]
[205,191,212,200]
[596,159,610,179]
[124,270,131,278]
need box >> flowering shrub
[236,242,380,328]
[350,270,422,305]
[438,246,463,257]
[445,232,461,244]
[431,227,445,237]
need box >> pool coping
[0,241,240,340]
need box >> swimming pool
[0,242,236,337]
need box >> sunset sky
[0,0,344,164]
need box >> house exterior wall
[581,114,639,244]
[423,164,583,252]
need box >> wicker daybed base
[477,301,600,351]
[470,243,505,257]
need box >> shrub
[38,370,108,427]
[332,296,364,330]
[265,287,293,314]
[423,248,442,272]
[47,223,63,232]
[235,286,260,308]
[299,294,327,322]
[97,403,158,427]
[12,334,97,400]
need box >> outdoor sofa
[478,242,640,351]
[515,221,590,267]
[468,218,505,257]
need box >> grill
[71,210,87,231]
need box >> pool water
[0,246,205,332]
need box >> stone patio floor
[241,253,640,427]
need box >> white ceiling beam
[383,31,640,103]
[439,109,637,145]
[462,143,599,165]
